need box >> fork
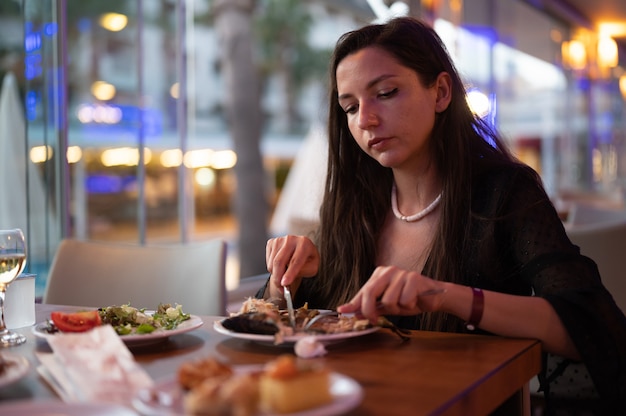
[303,288,446,337]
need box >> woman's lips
[368,137,391,149]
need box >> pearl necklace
[391,183,442,222]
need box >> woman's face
[336,46,450,171]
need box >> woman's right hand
[266,235,320,298]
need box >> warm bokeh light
[30,145,53,163]
[466,89,490,118]
[91,81,116,101]
[170,82,179,99]
[67,146,83,164]
[620,74,626,99]
[597,36,618,68]
[101,147,152,167]
[99,13,128,32]
[195,167,216,187]
[160,149,183,168]
[184,149,214,169]
[550,29,563,43]
[564,40,587,70]
[598,22,626,39]
[592,148,602,182]
[211,150,237,170]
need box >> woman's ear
[434,72,452,113]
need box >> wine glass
[0,229,27,347]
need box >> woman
[261,17,626,413]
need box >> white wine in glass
[0,229,27,347]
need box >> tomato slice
[50,310,102,333]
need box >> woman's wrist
[465,287,484,330]
[438,283,479,325]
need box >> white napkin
[37,325,154,405]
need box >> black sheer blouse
[259,163,626,413]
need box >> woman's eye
[379,88,398,98]
[343,104,357,114]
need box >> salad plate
[213,318,379,346]
[0,352,30,389]
[32,314,204,347]
[132,365,363,416]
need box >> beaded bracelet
[465,287,484,331]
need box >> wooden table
[0,304,542,415]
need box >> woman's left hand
[337,265,447,321]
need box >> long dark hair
[315,17,517,331]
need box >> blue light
[462,24,498,46]
[86,175,136,194]
[44,23,58,37]
[24,32,41,53]
[77,18,91,33]
[24,54,43,80]
[26,91,39,121]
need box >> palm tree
[214,0,268,279]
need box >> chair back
[42,238,227,316]
[565,203,626,228]
[567,221,626,313]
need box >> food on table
[178,356,234,390]
[45,303,191,335]
[0,353,16,375]
[98,303,190,335]
[294,335,327,358]
[237,297,280,315]
[221,298,372,344]
[50,310,102,333]
[259,354,332,414]
[184,371,260,416]
[179,355,332,415]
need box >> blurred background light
[161,149,183,168]
[564,39,587,70]
[195,167,216,188]
[99,13,128,32]
[184,149,214,169]
[466,88,491,118]
[91,81,116,101]
[77,103,122,124]
[597,36,618,68]
[30,145,53,163]
[101,147,152,167]
[170,82,179,99]
[67,146,82,164]
[211,150,237,170]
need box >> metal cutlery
[303,287,446,339]
[283,285,296,329]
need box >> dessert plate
[133,365,363,416]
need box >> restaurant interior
[1,0,626,415]
[0,0,625,297]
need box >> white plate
[213,318,379,345]
[132,366,363,416]
[32,315,204,347]
[0,400,138,415]
[0,352,29,389]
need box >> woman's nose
[357,106,379,129]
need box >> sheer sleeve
[481,165,626,412]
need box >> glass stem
[0,289,6,332]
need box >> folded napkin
[37,325,154,405]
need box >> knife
[283,285,296,328]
